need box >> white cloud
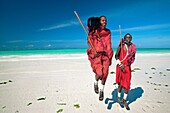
[27,44,34,47]
[40,21,79,31]
[31,40,64,43]
[7,40,23,43]
[111,24,170,32]
[47,44,51,47]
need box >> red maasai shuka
[87,27,113,80]
[116,43,136,91]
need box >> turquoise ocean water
[0,48,170,56]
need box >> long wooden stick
[118,25,123,82]
[74,11,88,35]
[119,25,123,63]
[119,25,128,63]
[74,11,96,54]
[119,25,122,46]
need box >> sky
[0,0,170,50]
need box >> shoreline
[0,48,170,56]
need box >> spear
[119,25,122,50]
[119,25,128,63]
[74,11,97,54]
[118,25,123,82]
[119,25,123,63]
[74,11,88,35]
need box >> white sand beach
[0,53,170,113]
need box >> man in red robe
[115,33,136,109]
[87,16,113,101]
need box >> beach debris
[27,102,32,106]
[133,67,141,70]
[56,109,63,113]
[0,80,13,85]
[165,85,168,87]
[113,83,116,85]
[146,81,149,83]
[151,67,156,70]
[166,69,170,71]
[150,83,162,86]
[157,101,163,104]
[15,110,19,113]
[2,106,6,109]
[37,97,46,101]
[131,67,141,72]
[157,84,161,86]
[110,71,115,74]
[57,102,66,105]
[149,77,152,79]
[8,80,12,82]
[131,70,135,72]
[164,75,166,76]
[154,88,160,90]
[0,81,7,85]
[74,104,80,108]
[145,72,148,74]
[153,83,157,85]
[159,72,163,74]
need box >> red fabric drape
[87,27,113,80]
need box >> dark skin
[118,34,132,94]
[119,35,132,71]
[95,16,107,85]
[94,16,107,57]
[115,34,132,109]
[116,34,132,109]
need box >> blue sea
[0,48,170,56]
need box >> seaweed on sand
[74,104,80,108]
[37,97,46,101]
[131,70,135,72]
[113,83,116,85]
[151,67,156,70]
[133,67,141,70]
[27,103,32,106]
[110,71,115,74]
[56,109,63,113]
[57,103,66,105]
[166,69,170,71]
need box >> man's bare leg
[117,85,123,105]
[123,90,130,110]
[94,75,100,94]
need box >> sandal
[99,90,104,101]
[94,83,99,94]
[118,97,124,108]
[123,99,130,110]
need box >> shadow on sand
[105,87,144,110]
